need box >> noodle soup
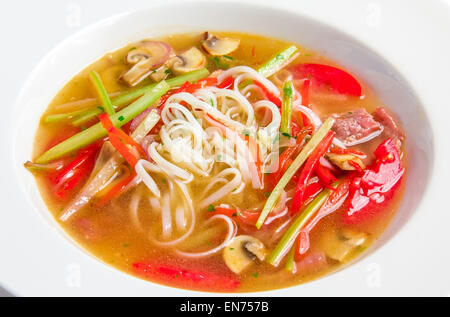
[26,32,406,292]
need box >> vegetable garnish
[280,80,294,135]
[258,45,299,78]
[290,63,362,96]
[72,69,209,126]
[256,117,335,229]
[53,143,99,199]
[35,81,169,164]
[99,114,146,167]
[344,138,404,224]
[89,71,115,116]
[267,185,335,266]
[133,262,240,292]
[291,130,335,213]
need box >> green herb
[223,55,234,60]
[129,47,136,51]
[207,204,216,212]
[252,272,259,278]
[264,192,271,197]
[282,132,291,138]
[242,131,250,137]
[123,243,130,247]
[164,69,172,75]
[118,115,125,121]
[229,247,235,250]
[232,188,237,192]
[216,154,222,161]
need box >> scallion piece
[258,45,299,78]
[72,69,209,126]
[280,80,294,135]
[255,117,335,229]
[35,81,170,164]
[89,71,115,116]
[268,187,334,266]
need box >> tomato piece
[290,63,362,96]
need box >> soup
[25,32,406,292]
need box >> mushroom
[171,47,206,74]
[223,235,267,274]
[202,32,240,56]
[326,153,365,171]
[122,41,172,86]
[319,228,368,262]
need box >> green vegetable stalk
[258,45,299,78]
[255,117,335,229]
[89,70,115,116]
[280,80,294,135]
[35,81,170,164]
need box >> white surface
[1,0,449,296]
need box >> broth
[29,32,406,292]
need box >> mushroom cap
[122,40,172,86]
[202,32,240,56]
[223,235,267,274]
[171,47,206,74]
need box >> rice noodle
[160,192,172,239]
[176,215,237,258]
[175,206,187,231]
[148,142,193,183]
[217,66,280,97]
[200,168,242,208]
[134,159,162,197]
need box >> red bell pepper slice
[290,63,362,96]
[133,262,240,292]
[99,114,145,167]
[291,131,335,213]
[96,171,136,207]
[301,79,311,107]
[344,138,404,224]
[253,80,282,107]
[315,163,338,188]
[54,143,99,199]
[269,145,299,188]
[217,76,234,89]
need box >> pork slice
[331,109,383,146]
[373,107,405,149]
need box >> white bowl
[2,0,450,296]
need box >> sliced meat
[373,107,405,149]
[331,109,383,146]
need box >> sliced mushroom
[122,41,172,86]
[171,47,206,74]
[326,153,365,171]
[202,32,240,56]
[320,228,368,262]
[223,235,267,274]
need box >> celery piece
[280,80,294,135]
[255,117,335,229]
[35,81,169,164]
[284,244,296,273]
[43,109,86,123]
[258,45,299,78]
[72,69,209,126]
[89,71,115,116]
[268,187,333,266]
